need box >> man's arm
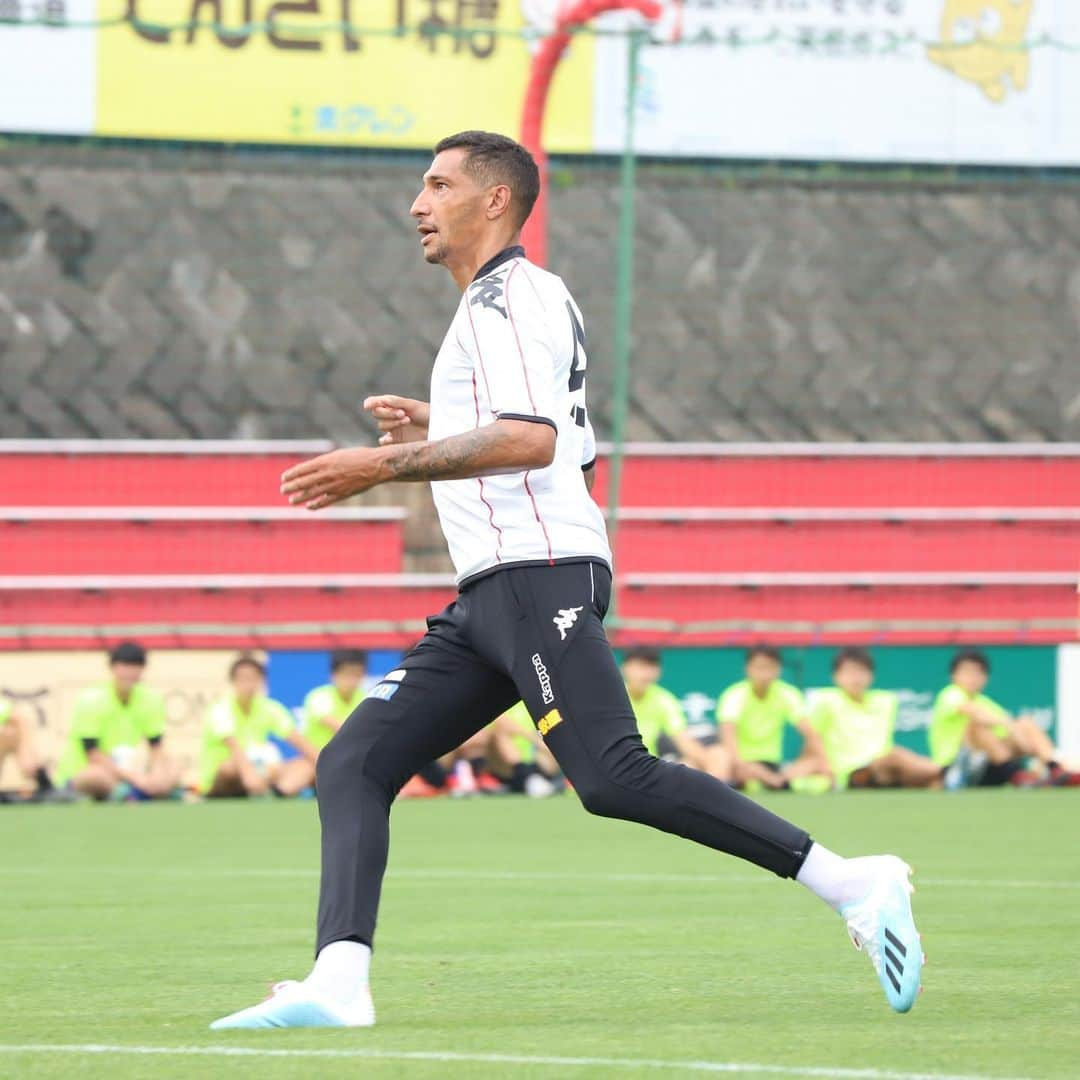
[281,419,555,510]
[583,464,596,495]
[956,699,1013,728]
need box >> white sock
[304,940,371,1005]
[796,843,879,913]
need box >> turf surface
[2,791,1078,1079]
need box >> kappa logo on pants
[531,652,554,705]
[552,606,584,641]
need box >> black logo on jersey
[470,273,507,319]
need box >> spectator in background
[0,695,58,801]
[623,647,731,782]
[485,701,560,797]
[275,649,369,797]
[805,648,941,790]
[931,650,1079,788]
[201,654,307,798]
[54,641,181,800]
[716,645,826,791]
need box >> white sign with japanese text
[592,0,1080,165]
[0,0,96,135]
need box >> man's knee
[575,774,629,818]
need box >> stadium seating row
[1,440,1077,648]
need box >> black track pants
[315,560,812,951]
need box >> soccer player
[0,695,58,801]
[211,131,923,1028]
[54,641,180,800]
[807,648,941,790]
[930,649,1078,787]
[274,649,369,797]
[201,654,305,798]
[623,646,731,782]
[717,645,824,790]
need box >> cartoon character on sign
[927,0,1035,102]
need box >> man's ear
[487,184,513,221]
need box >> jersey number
[566,301,587,428]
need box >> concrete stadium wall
[1,142,1079,442]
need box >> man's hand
[281,447,389,510]
[364,395,430,446]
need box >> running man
[211,131,923,1029]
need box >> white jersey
[427,246,612,587]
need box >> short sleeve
[717,684,746,724]
[304,688,334,723]
[138,690,167,741]
[207,701,236,740]
[466,263,558,430]
[781,685,806,723]
[660,690,688,736]
[934,685,967,721]
[71,690,105,740]
[267,700,296,740]
[808,690,834,733]
[581,414,597,471]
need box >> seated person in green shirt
[485,700,560,796]
[717,645,826,790]
[201,654,307,797]
[804,648,941,790]
[0,695,58,800]
[54,641,181,800]
[275,649,368,797]
[931,649,1078,787]
[623,647,730,782]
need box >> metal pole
[605,28,642,630]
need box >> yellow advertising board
[95,0,594,149]
[0,649,238,790]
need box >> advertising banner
[0,0,97,134]
[93,0,594,148]
[653,644,1058,758]
[593,1,1080,165]
[0,649,235,788]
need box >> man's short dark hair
[746,644,782,665]
[434,130,541,230]
[623,646,662,667]
[833,647,874,674]
[229,653,266,681]
[950,649,990,676]
[109,641,147,666]
[331,649,368,673]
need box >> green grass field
[2,792,1078,1079]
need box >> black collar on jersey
[472,245,525,282]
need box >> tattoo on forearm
[383,427,504,482]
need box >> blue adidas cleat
[210,980,375,1030]
[841,856,924,1014]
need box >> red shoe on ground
[398,775,444,799]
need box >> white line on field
[7,867,1080,889]
[0,1044,1039,1080]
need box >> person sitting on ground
[623,647,731,782]
[274,649,369,797]
[716,645,827,791]
[54,641,181,801]
[201,654,308,798]
[0,695,60,802]
[484,701,560,797]
[930,649,1079,788]
[802,648,942,790]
